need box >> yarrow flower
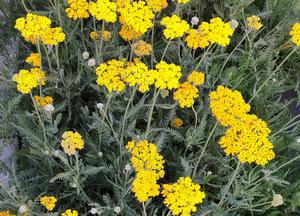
[247,15,263,31]
[61,209,79,216]
[61,131,84,156]
[119,24,143,41]
[271,194,284,207]
[162,177,206,216]
[161,15,190,39]
[65,0,90,20]
[40,195,57,211]
[132,40,153,57]
[207,17,234,46]
[116,0,130,9]
[170,117,183,128]
[119,1,154,35]
[34,95,54,107]
[42,27,65,45]
[89,0,117,23]
[187,71,205,86]
[145,0,168,13]
[154,61,182,90]
[173,82,198,108]
[25,53,40,67]
[185,25,210,49]
[95,59,126,92]
[290,22,300,47]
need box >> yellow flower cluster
[170,117,183,128]
[209,85,250,127]
[40,196,57,211]
[26,53,40,67]
[132,40,153,57]
[119,1,154,35]
[154,61,182,90]
[124,59,157,93]
[145,0,168,13]
[247,15,263,31]
[116,0,130,9]
[290,22,300,47]
[185,28,210,49]
[126,140,165,202]
[89,0,117,23]
[119,24,143,41]
[187,71,205,86]
[15,13,65,45]
[34,96,54,107]
[61,131,84,156]
[162,177,206,216]
[161,15,190,39]
[0,211,14,216]
[65,0,90,20]
[95,59,126,92]
[12,68,46,94]
[173,82,198,108]
[90,30,112,41]
[61,209,78,216]
[219,114,275,165]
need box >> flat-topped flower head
[161,15,190,39]
[173,82,198,108]
[132,40,153,57]
[25,53,40,67]
[65,0,90,20]
[61,209,78,216]
[119,1,154,35]
[247,15,263,31]
[34,96,54,107]
[162,177,206,216]
[12,69,41,94]
[185,28,210,49]
[42,27,65,45]
[40,195,57,211]
[207,17,234,46]
[187,71,205,86]
[90,30,112,41]
[89,0,117,23]
[170,117,184,128]
[290,22,300,47]
[61,131,84,156]
[30,68,46,85]
[154,61,182,90]
[119,24,143,41]
[145,0,168,13]
[95,59,126,93]
[219,114,275,166]
[209,86,251,127]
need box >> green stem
[161,39,171,61]
[151,16,156,69]
[145,89,160,139]
[194,45,213,71]
[55,44,60,69]
[99,21,105,62]
[21,0,29,12]
[42,44,53,73]
[93,18,100,62]
[142,202,147,216]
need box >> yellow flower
[162,177,206,216]
[102,31,112,41]
[119,1,154,35]
[119,24,143,41]
[174,82,198,108]
[90,31,112,41]
[176,0,190,4]
[25,53,40,67]
[95,59,126,92]
[61,209,78,216]
[185,29,210,49]
[40,196,57,211]
[30,68,46,86]
[207,17,234,47]
[123,58,157,93]
[0,211,15,216]
[247,15,263,31]
[116,0,130,10]
[12,69,41,94]
[219,114,275,165]
[154,61,182,90]
[145,0,168,13]
[42,27,65,45]
[187,71,205,86]
[132,40,153,57]
[89,0,117,23]
[126,140,165,177]
[209,86,251,127]
[290,22,300,47]
[170,117,183,128]
[61,131,84,156]
[34,96,54,107]
[132,170,160,202]
[65,0,90,20]
[160,15,190,39]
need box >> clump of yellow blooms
[160,15,190,39]
[65,0,90,20]
[34,96,54,107]
[154,61,182,90]
[95,59,126,92]
[30,68,46,85]
[116,0,130,9]
[89,0,117,23]
[173,82,198,108]
[119,24,143,41]
[119,1,154,35]
[90,30,112,41]
[132,40,153,57]
[187,71,205,86]
[170,117,184,128]
[162,177,206,216]
[290,22,300,47]
[40,196,57,211]
[176,0,190,4]
[15,13,65,45]
[209,86,251,127]
[207,17,234,46]
[25,53,40,67]
[61,209,78,216]
[0,211,14,216]
[247,15,263,31]
[219,114,275,165]
[123,59,157,93]
[185,28,210,49]
[145,0,168,13]
[61,131,84,156]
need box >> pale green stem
[21,0,29,12]
[151,16,156,68]
[161,39,171,61]
[42,44,53,73]
[194,45,213,71]
[36,42,44,104]
[55,44,60,69]
[93,18,100,62]
[145,89,160,139]
[142,202,147,216]
[99,21,105,62]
